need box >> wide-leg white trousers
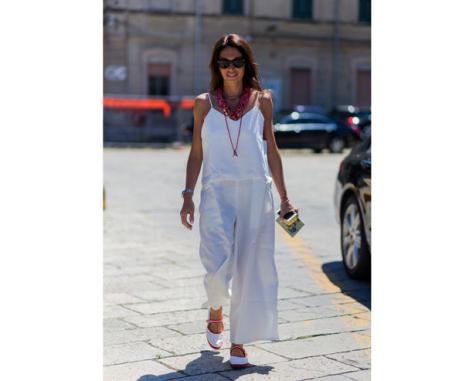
[198,179,279,344]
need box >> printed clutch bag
[276,211,305,237]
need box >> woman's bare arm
[184,94,208,190]
[180,93,210,229]
[260,90,298,216]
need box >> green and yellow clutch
[276,210,304,237]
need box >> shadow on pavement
[321,261,371,310]
[136,350,273,380]
[222,364,274,379]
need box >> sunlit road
[103,146,370,381]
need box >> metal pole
[194,0,203,94]
[331,0,341,108]
[125,0,130,95]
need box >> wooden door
[290,68,311,106]
[147,63,171,96]
[356,69,371,107]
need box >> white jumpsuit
[198,92,279,344]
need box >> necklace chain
[216,86,250,157]
[224,114,242,157]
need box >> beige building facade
[104,0,371,111]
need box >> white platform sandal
[229,344,249,369]
[206,313,224,350]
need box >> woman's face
[218,47,245,85]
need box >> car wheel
[340,195,370,279]
[312,147,322,153]
[328,136,345,153]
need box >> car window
[286,118,329,124]
[309,116,333,123]
[279,115,294,124]
[304,118,328,124]
[282,118,305,124]
[280,114,332,124]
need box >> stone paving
[104,147,371,381]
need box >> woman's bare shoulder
[259,89,273,118]
[194,92,211,118]
[260,89,273,101]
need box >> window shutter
[223,0,244,15]
[292,0,313,20]
[359,0,371,23]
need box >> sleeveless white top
[201,91,272,187]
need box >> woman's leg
[229,180,279,344]
[208,306,224,333]
[199,184,237,310]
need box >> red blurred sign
[103,97,195,118]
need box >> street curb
[103,141,190,149]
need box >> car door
[274,117,304,148]
[303,115,337,149]
[274,115,314,148]
[356,140,371,247]
[284,115,335,149]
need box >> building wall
[105,0,362,20]
[104,0,371,110]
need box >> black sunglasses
[217,57,246,69]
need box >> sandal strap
[230,345,246,356]
[207,319,223,323]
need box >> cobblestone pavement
[104,147,371,381]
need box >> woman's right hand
[279,198,298,219]
[180,197,195,230]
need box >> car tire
[312,147,322,153]
[362,125,371,139]
[328,136,345,153]
[340,194,370,279]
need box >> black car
[294,105,327,114]
[273,112,356,153]
[333,137,371,279]
[328,105,371,140]
[274,105,326,123]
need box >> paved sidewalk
[104,148,371,381]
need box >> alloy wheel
[342,203,362,270]
[329,137,345,153]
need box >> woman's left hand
[280,199,298,218]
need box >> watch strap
[182,188,194,197]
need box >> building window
[147,63,170,96]
[223,0,244,15]
[292,0,313,20]
[359,0,371,23]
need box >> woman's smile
[226,72,238,79]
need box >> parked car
[328,105,371,140]
[274,112,356,153]
[293,105,327,114]
[333,137,371,279]
[275,105,326,123]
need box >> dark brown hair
[209,34,262,92]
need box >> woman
[180,34,297,369]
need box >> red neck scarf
[216,86,251,121]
